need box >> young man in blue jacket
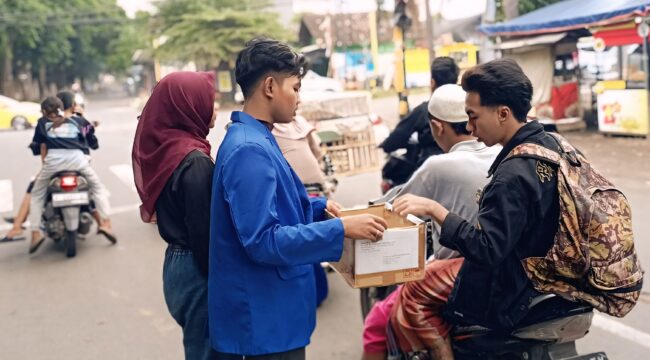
[209,38,388,360]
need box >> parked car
[0,95,41,130]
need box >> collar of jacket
[487,120,545,177]
[231,111,274,136]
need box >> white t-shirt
[399,139,501,259]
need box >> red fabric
[594,27,648,47]
[550,82,578,120]
[390,258,464,353]
[363,287,401,353]
[132,71,215,222]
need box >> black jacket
[440,121,561,329]
[379,101,443,166]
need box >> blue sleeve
[222,143,345,266]
[309,196,328,222]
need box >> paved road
[0,93,648,359]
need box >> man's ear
[431,119,444,136]
[498,106,511,123]
[262,76,275,99]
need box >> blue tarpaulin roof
[480,0,650,36]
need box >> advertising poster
[597,89,649,136]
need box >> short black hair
[461,58,533,123]
[431,57,459,87]
[235,38,308,99]
[41,96,63,115]
[56,91,74,110]
[429,113,472,136]
[450,121,471,136]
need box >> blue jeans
[163,245,217,360]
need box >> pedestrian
[209,38,388,360]
[132,71,218,360]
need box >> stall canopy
[480,0,650,36]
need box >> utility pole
[424,0,435,65]
[394,0,412,118]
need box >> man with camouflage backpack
[389,58,643,357]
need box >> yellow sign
[436,43,478,70]
[217,71,233,93]
[597,89,649,135]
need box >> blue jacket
[208,111,345,355]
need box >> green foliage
[518,0,565,16]
[0,0,148,93]
[154,0,287,68]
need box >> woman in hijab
[132,71,218,360]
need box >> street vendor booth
[480,0,650,136]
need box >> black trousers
[215,347,305,360]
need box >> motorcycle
[41,171,94,257]
[385,294,606,360]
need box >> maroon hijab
[132,71,216,222]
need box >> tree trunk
[38,62,47,99]
[1,37,14,96]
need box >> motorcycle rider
[362,84,500,360]
[27,96,114,254]
[379,57,459,186]
[1,91,112,245]
[388,58,579,357]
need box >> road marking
[593,313,650,348]
[0,179,13,213]
[109,164,137,193]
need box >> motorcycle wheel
[65,230,77,258]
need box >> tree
[0,0,145,99]
[154,0,288,69]
[517,0,565,16]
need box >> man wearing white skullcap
[361,84,501,359]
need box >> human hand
[341,214,388,242]
[392,194,437,218]
[326,200,343,217]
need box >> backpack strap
[505,142,562,165]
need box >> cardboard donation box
[327,204,426,288]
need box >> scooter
[42,171,94,257]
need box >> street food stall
[298,91,389,175]
[479,0,650,136]
[586,21,650,136]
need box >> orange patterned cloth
[389,258,464,353]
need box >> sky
[116,0,487,20]
[117,0,155,18]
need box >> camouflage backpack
[505,133,643,317]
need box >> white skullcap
[427,84,468,123]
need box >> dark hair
[56,91,75,110]
[235,38,308,99]
[41,96,64,115]
[431,57,459,87]
[461,58,533,122]
[429,113,472,136]
[450,121,471,136]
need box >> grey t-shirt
[398,140,501,259]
